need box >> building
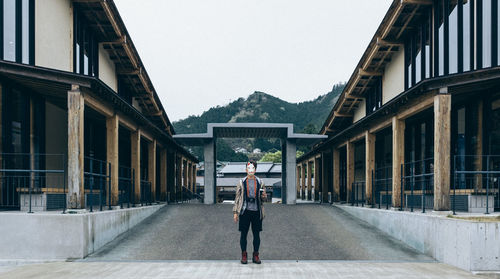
[0,0,198,211]
[298,0,500,213]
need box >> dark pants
[239,210,262,252]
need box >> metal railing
[373,166,392,209]
[84,157,111,212]
[453,155,500,214]
[401,158,434,213]
[351,181,365,207]
[118,165,135,208]
[0,153,66,212]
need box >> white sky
[114,0,393,122]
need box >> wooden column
[434,93,451,211]
[301,163,306,200]
[365,131,375,205]
[296,165,301,198]
[106,114,119,206]
[347,141,354,204]
[187,161,192,192]
[333,149,340,202]
[392,117,405,208]
[160,148,167,201]
[307,160,313,200]
[67,85,85,209]
[148,140,156,202]
[314,157,320,201]
[192,164,197,193]
[131,130,141,203]
[321,152,328,203]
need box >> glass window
[3,0,16,62]
[438,0,445,76]
[74,9,98,77]
[449,1,458,74]
[21,0,29,64]
[463,0,472,71]
[424,15,431,79]
[415,31,422,83]
[483,0,492,68]
[498,0,500,66]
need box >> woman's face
[246,163,256,176]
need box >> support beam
[434,93,451,211]
[321,152,328,203]
[148,140,156,202]
[106,114,119,206]
[365,131,375,205]
[160,148,167,201]
[392,117,405,208]
[67,85,84,209]
[307,160,313,200]
[347,141,355,204]
[204,140,215,204]
[192,164,197,193]
[333,149,340,202]
[131,130,141,204]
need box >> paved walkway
[0,204,488,278]
[0,261,486,279]
[86,203,431,261]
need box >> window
[461,0,473,72]
[1,0,33,64]
[74,10,98,76]
[365,77,382,115]
[482,0,493,68]
[449,0,458,74]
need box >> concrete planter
[336,204,500,272]
[0,204,164,260]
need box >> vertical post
[106,114,119,206]
[301,163,306,200]
[314,157,320,201]
[204,139,215,204]
[434,91,452,211]
[347,141,354,205]
[67,85,85,209]
[333,149,340,202]
[321,152,328,203]
[296,165,301,199]
[131,130,141,204]
[192,164,197,195]
[392,116,405,209]
[307,160,313,201]
[148,140,156,202]
[365,131,375,205]
[285,139,296,205]
[160,148,167,201]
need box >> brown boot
[252,251,261,264]
[241,251,248,264]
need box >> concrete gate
[174,123,326,204]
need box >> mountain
[174,83,345,135]
[173,83,345,162]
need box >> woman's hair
[247,160,257,169]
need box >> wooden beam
[359,68,383,77]
[106,114,119,206]
[101,1,122,37]
[365,131,375,205]
[346,141,354,204]
[376,37,404,47]
[67,85,85,209]
[334,112,354,118]
[403,0,433,5]
[397,93,435,120]
[380,1,404,39]
[84,94,114,117]
[392,117,405,208]
[117,112,137,131]
[369,118,393,134]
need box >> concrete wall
[35,0,73,71]
[45,102,67,170]
[98,44,118,92]
[336,205,500,272]
[382,48,405,105]
[353,99,366,123]
[0,204,164,260]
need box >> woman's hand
[233,213,239,223]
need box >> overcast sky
[114,0,393,122]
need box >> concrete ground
[86,203,430,261]
[0,203,490,278]
[0,261,489,279]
